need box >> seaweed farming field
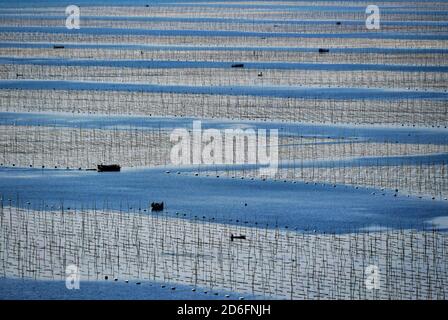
[0,0,447,301]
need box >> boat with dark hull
[97,164,121,172]
[150,202,164,212]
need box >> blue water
[0,167,447,233]
[0,278,262,300]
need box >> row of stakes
[1,198,309,231]
[102,275,242,299]
[2,196,447,235]
[165,170,448,201]
[2,108,446,127]
[2,161,445,202]
[2,201,446,299]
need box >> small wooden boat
[150,202,164,212]
[231,63,244,68]
[97,164,121,172]
[230,234,246,241]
